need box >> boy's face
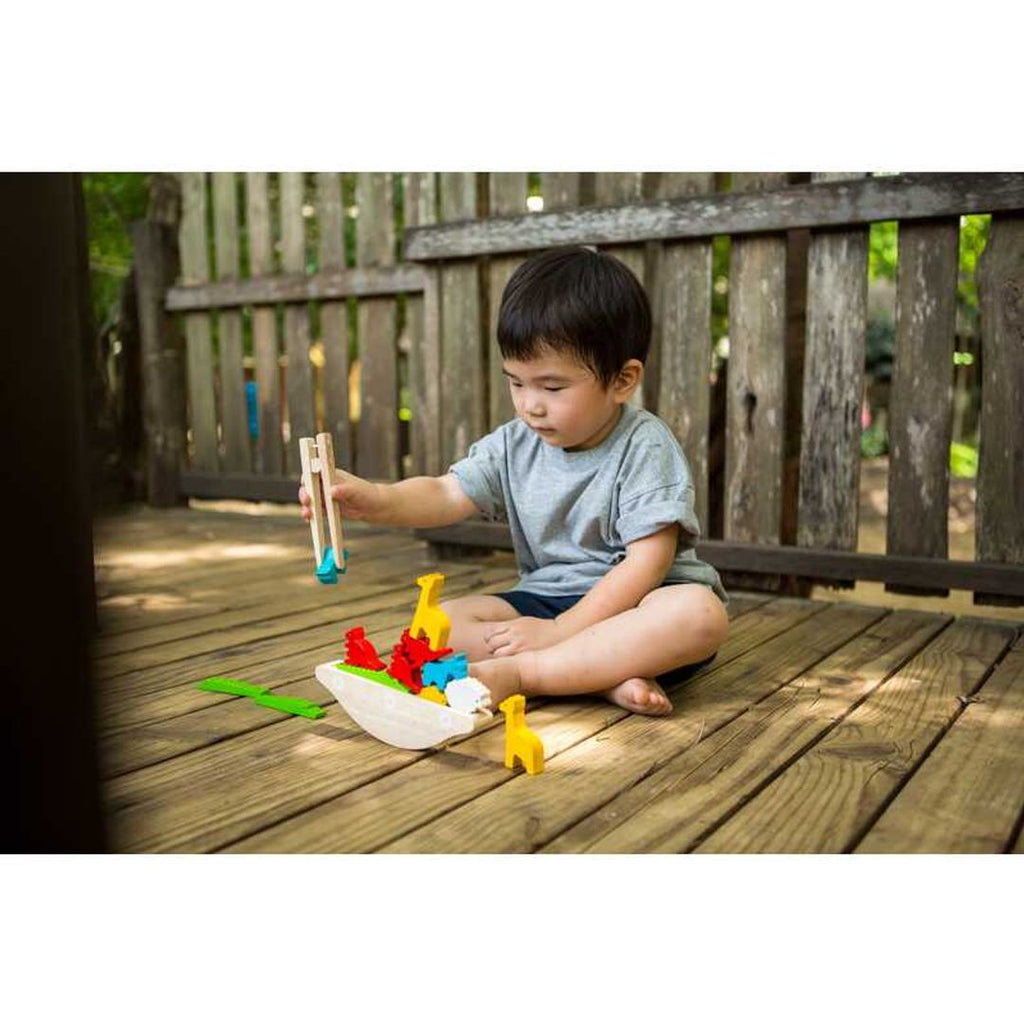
[502,346,642,451]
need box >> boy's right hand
[298,470,385,524]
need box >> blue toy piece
[421,653,468,692]
[316,546,350,585]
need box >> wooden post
[0,173,106,849]
[245,172,284,475]
[439,173,485,467]
[652,173,716,532]
[211,173,251,472]
[280,172,316,476]
[355,172,399,479]
[179,172,219,472]
[316,172,352,470]
[975,212,1024,607]
[131,219,186,507]
[886,216,959,596]
[487,173,528,430]
[726,172,788,548]
[797,172,869,564]
[405,172,440,477]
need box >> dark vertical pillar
[0,173,107,851]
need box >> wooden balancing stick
[299,433,348,583]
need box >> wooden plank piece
[167,265,425,310]
[279,173,316,475]
[404,173,1024,261]
[886,216,960,593]
[726,173,788,547]
[179,172,218,471]
[211,172,251,471]
[355,172,399,479]
[439,173,485,466]
[976,212,1024,605]
[487,173,528,429]
[694,616,1017,853]
[404,172,440,476]
[855,634,1024,853]
[654,174,716,530]
[545,609,948,853]
[315,172,352,470]
[797,173,869,555]
[244,173,284,474]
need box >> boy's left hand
[483,617,563,657]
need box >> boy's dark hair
[496,245,652,387]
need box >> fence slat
[178,172,218,472]
[355,172,398,479]
[653,173,716,534]
[316,172,351,471]
[244,172,283,475]
[540,173,580,212]
[487,173,528,430]
[725,172,788,545]
[280,173,316,475]
[439,173,484,467]
[886,217,960,594]
[405,173,440,476]
[797,172,869,554]
[211,173,250,472]
[976,212,1024,606]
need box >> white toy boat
[314,660,492,750]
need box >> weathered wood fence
[134,172,1024,602]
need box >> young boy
[301,245,728,716]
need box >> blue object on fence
[246,380,259,439]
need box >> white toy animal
[444,676,493,716]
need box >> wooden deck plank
[855,633,1024,852]
[100,591,766,818]
[696,617,1018,852]
[545,609,948,853]
[97,573,519,776]
[94,540,429,671]
[380,602,879,853]
[94,537,424,653]
[219,595,781,852]
[98,564,520,732]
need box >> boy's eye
[544,386,566,392]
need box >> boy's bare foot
[467,657,526,709]
[603,677,673,716]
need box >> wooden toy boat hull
[314,661,484,750]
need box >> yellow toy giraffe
[498,694,544,775]
[409,572,451,650]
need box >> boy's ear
[613,359,644,402]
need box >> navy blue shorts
[488,588,716,683]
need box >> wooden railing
[134,172,1024,602]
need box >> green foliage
[860,419,888,458]
[82,173,150,330]
[950,441,978,478]
[868,220,899,281]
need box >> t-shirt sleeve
[615,429,701,546]
[448,426,508,522]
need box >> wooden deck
[93,505,1024,854]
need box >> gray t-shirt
[449,404,727,603]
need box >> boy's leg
[441,594,522,662]
[469,583,728,714]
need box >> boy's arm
[303,471,479,528]
[373,473,479,529]
[554,524,679,638]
